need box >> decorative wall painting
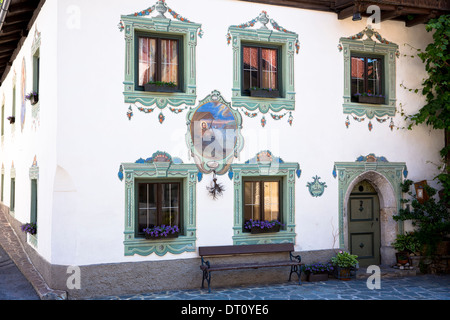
[186,90,244,175]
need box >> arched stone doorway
[334,154,408,266]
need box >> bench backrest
[199,243,294,257]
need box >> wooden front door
[348,181,381,267]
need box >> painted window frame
[339,28,399,119]
[10,177,15,213]
[1,165,4,202]
[28,159,39,248]
[31,27,41,108]
[230,152,300,245]
[119,3,202,110]
[120,152,198,256]
[227,12,299,114]
[1,101,4,139]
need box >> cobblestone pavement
[0,243,39,300]
[93,274,450,300]
[0,208,66,300]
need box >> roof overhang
[239,0,449,27]
[0,0,46,86]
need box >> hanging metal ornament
[206,171,225,200]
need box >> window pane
[138,183,157,232]
[161,39,178,84]
[263,181,280,221]
[243,47,259,90]
[244,181,261,221]
[351,56,365,96]
[161,183,180,226]
[367,58,382,96]
[138,37,156,86]
[261,48,277,89]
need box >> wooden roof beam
[406,10,437,27]
[380,6,403,22]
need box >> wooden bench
[199,243,303,292]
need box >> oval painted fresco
[189,101,237,162]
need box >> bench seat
[199,243,303,292]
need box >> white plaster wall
[2,0,442,266]
[0,0,59,262]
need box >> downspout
[0,0,12,32]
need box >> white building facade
[0,0,445,299]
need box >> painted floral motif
[127,106,133,120]
[227,11,299,55]
[169,107,186,114]
[158,112,165,124]
[243,110,258,118]
[128,1,204,38]
[137,106,155,114]
[288,112,294,126]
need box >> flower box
[306,273,329,282]
[244,220,284,234]
[143,225,180,240]
[30,93,39,105]
[145,232,179,240]
[249,88,280,98]
[144,83,178,93]
[356,95,385,105]
[26,92,39,105]
[250,224,281,234]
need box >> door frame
[334,155,407,266]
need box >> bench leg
[289,265,302,285]
[202,270,212,293]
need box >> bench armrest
[201,257,211,269]
[290,252,302,263]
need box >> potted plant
[249,87,280,98]
[331,250,358,280]
[302,263,333,282]
[143,225,179,240]
[7,116,15,124]
[244,219,284,234]
[25,92,39,105]
[144,81,178,93]
[353,92,385,104]
[393,180,450,257]
[392,232,420,265]
[21,222,37,236]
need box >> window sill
[124,88,196,109]
[27,233,38,250]
[124,234,196,256]
[231,91,295,114]
[233,229,296,245]
[343,101,396,119]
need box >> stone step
[355,265,417,279]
